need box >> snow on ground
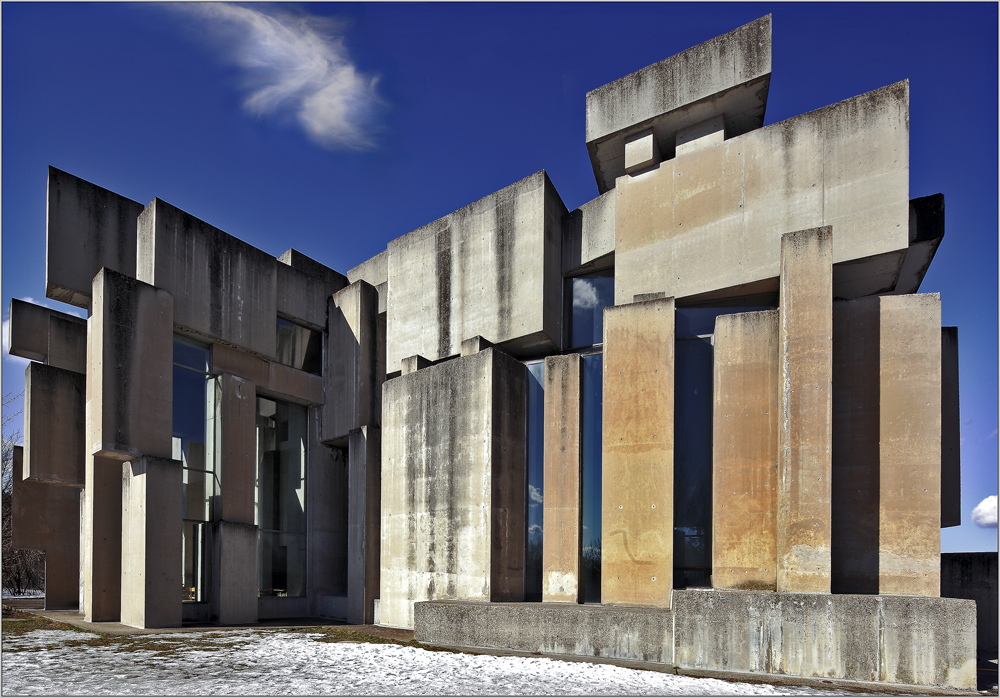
[2,627,853,696]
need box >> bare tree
[2,391,45,597]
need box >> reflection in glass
[276,317,322,375]
[675,306,770,338]
[524,361,545,602]
[580,353,603,603]
[174,336,210,371]
[568,273,615,349]
[256,397,307,597]
[183,522,207,602]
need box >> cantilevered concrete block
[88,268,173,460]
[11,446,81,610]
[602,297,674,607]
[121,456,182,629]
[624,129,660,175]
[325,280,382,441]
[277,248,348,329]
[136,198,277,358]
[219,373,256,525]
[460,336,493,356]
[777,228,833,594]
[675,115,726,157]
[586,16,771,192]
[48,314,87,374]
[210,521,258,625]
[941,327,961,528]
[387,171,566,372]
[400,355,431,375]
[542,354,583,603]
[892,194,946,296]
[348,426,381,624]
[24,363,85,487]
[561,190,615,276]
[380,348,526,629]
[712,310,778,591]
[7,299,86,371]
[82,454,124,622]
[45,167,144,308]
[879,293,941,597]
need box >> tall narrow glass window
[256,397,307,598]
[173,336,219,603]
[580,352,603,603]
[524,361,545,601]
[567,272,614,349]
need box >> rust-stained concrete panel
[380,348,526,629]
[542,354,583,603]
[325,281,382,442]
[121,456,182,629]
[348,426,381,624]
[712,310,778,591]
[82,454,123,622]
[88,268,173,461]
[614,83,909,306]
[386,172,565,373]
[777,228,833,594]
[602,297,674,607]
[940,327,961,528]
[24,363,85,487]
[136,198,277,358]
[879,293,941,597]
[46,167,144,309]
[219,373,256,525]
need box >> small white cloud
[528,485,543,505]
[173,4,381,151]
[528,524,541,538]
[573,279,600,310]
[2,318,29,368]
[971,495,998,528]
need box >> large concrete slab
[45,167,144,308]
[878,293,941,597]
[561,191,615,275]
[7,299,86,372]
[941,552,997,655]
[614,83,909,305]
[219,373,256,525]
[276,249,348,329]
[542,354,583,603]
[386,172,565,372]
[325,281,382,442]
[210,521,259,625]
[82,454,123,622]
[121,456,182,629]
[348,426,381,624]
[940,326,961,528]
[602,297,674,607]
[586,16,772,193]
[136,198,277,358]
[88,268,173,461]
[777,228,833,594]
[380,348,526,629]
[712,310,778,590]
[24,363,85,487]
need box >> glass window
[524,361,545,602]
[567,272,614,349]
[256,397,307,597]
[276,317,322,375]
[580,352,603,603]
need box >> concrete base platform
[414,590,977,691]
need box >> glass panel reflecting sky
[581,352,603,603]
[525,361,545,602]
[675,306,770,338]
[276,317,322,375]
[174,335,210,371]
[569,273,614,349]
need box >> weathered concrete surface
[460,336,493,357]
[82,454,123,622]
[121,456,182,629]
[602,297,674,606]
[380,348,526,629]
[893,194,946,296]
[11,446,81,610]
[7,299,86,372]
[386,172,565,372]
[308,410,348,618]
[673,590,976,689]
[941,552,997,655]
[940,327,961,528]
[561,190,615,276]
[586,16,771,192]
[878,293,941,597]
[831,297,880,595]
[211,342,269,386]
[210,520,259,625]
[277,248,348,329]
[675,115,726,157]
[542,354,583,603]
[414,600,674,664]
[325,281,382,442]
[136,198,277,358]
[614,83,909,306]
[777,228,833,594]
[624,130,660,175]
[712,310,778,591]
[46,167,144,308]
[24,363,85,486]
[219,373,256,525]
[400,355,431,375]
[267,360,324,405]
[88,268,173,460]
[348,426,381,624]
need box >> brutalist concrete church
[10,16,976,690]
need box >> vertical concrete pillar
[82,454,123,621]
[210,521,258,625]
[220,373,256,525]
[712,310,778,590]
[602,297,674,607]
[348,426,381,624]
[24,363,85,486]
[325,281,381,440]
[777,227,833,594]
[121,456,182,629]
[878,294,941,597]
[542,354,583,603]
[940,327,961,528]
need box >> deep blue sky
[2,3,996,552]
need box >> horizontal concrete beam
[7,299,86,372]
[277,248,348,329]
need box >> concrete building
[10,16,978,690]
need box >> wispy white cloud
[528,524,542,538]
[971,495,997,528]
[529,485,543,506]
[573,279,600,310]
[174,3,381,151]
